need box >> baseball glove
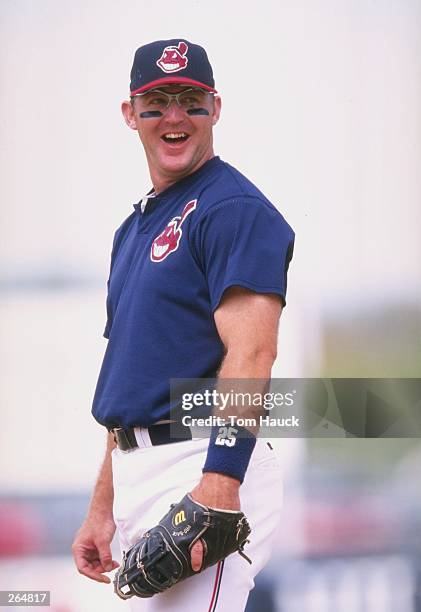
[114,493,252,599]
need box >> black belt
[111,422,192,451]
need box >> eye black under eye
[187,108,209,116]
[140,110,163,118]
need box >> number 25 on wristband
[215,426,238,447]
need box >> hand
[72,515,119,583]
[189,472,241,571]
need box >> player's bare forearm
[86,432,116,520]
[191,287,282,509]
[72,433,119,583]
[218,345,276,379]
[191,349,275,510]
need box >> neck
[152,175,183,195]
[149,152,215,195]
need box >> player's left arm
[214,285,282,378]
[190,285,282,510]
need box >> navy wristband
[202,424,257,484]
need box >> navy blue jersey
[92,157,294,429]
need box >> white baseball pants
[112,433,283,611]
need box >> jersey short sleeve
[192,198,295,312]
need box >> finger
[84,570,112,584]
[73,546,117,583]
[190,539,204,572]
[97,540,114,572]
[76,558,112,583]
[83,560,118,583]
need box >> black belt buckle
[112,427,138,451]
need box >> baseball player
[72,39,294,611]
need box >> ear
[211,95,222,126]
[121,100,138,130]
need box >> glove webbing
[116,540,171,598]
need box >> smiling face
[122,86,221,193]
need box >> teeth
[164,133,187,140]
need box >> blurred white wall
[1,0,420,295]
[1,0,420,490]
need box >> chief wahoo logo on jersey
[156,41,189,73]
[150,200,197,262]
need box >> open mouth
[161,132,190,145]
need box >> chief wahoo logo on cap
[156,41,189,73]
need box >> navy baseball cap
[130,39,217,96]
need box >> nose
[164,100,185,123]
